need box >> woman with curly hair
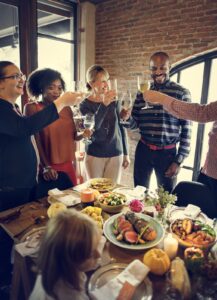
[25,68,87,186]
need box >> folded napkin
[48,188,64,196]
[184,204,201,219]
[90,260,149,300]
[57,195,81,206]
[73,182,89,192]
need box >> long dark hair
[0,61,14,79]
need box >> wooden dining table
[0,194,215,300]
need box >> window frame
[0,0,78,107]
[170,50,217,180]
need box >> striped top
[163,97,217,180]
[129,80,192,164]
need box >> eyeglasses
[0,73,26,81]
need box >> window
[0,2,21,106]
[170,50,217,181]
[37,3,76,90]
[0,0,77,107]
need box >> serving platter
[88,263,152,300]
[103,213,164,250]
[89,178,116,192]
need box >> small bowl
[99,202,124,214]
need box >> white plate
[103,213,164,250]
[168,206,208,223]
[113,187,145,202]
[88,263,152,300]
[48,190,81,207]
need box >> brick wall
[95,0,217,186]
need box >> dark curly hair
[27,68,66,98]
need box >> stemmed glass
[108,79,118,100]
[83,113,95,144]
[120,90,133,124]
[137,76,153,109]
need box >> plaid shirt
[129,79,192,164]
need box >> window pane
[170,73,178,82]
[38,37,74,90]
[179,63,204,169]
[37,8,75,91]
[0,2,21,107]
[38,10,74,41]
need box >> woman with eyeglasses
[0,61,81,211]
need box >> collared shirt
[129,79,192,164]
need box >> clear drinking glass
[137,76,153,109]
[83,113,95,145]
[120,90,133,124]
[108,79,118,100]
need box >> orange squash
[143,248,170,275]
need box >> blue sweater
[79,99,128,157]
[0,99,59,189]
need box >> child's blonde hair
[37,209,99,299]
[86,64,109,90]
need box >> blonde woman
[79,65,130,184]
[29,210,102,300]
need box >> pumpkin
[47,202,67,218]
[184,247,204,272]
[143,248,170,275]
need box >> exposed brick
[95,0,217,186]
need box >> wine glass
[108,79,118,100]
[120,90,133,125]
[83,113,95,145]
[137,76,153,109]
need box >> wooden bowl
[99,202,124,214]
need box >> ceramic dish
[170,218,216,249]
[113,187,145,202]
[89,178,116,193]
[88,263,152,300]
[103,213,164,250]
[98,192,126,213]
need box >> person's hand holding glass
[71,81,93,141]
[137,76,153,109]
[119,90,133,124]
[83,113,95,144]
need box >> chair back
[172,181,217,219]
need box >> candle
[81,188,95,204]
[163,233,178,259]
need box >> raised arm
[143,90,217,123]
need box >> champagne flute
[108,79,118,100]
[120,90,133,125]
[137,76,153,109]
[83,113,95,145]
